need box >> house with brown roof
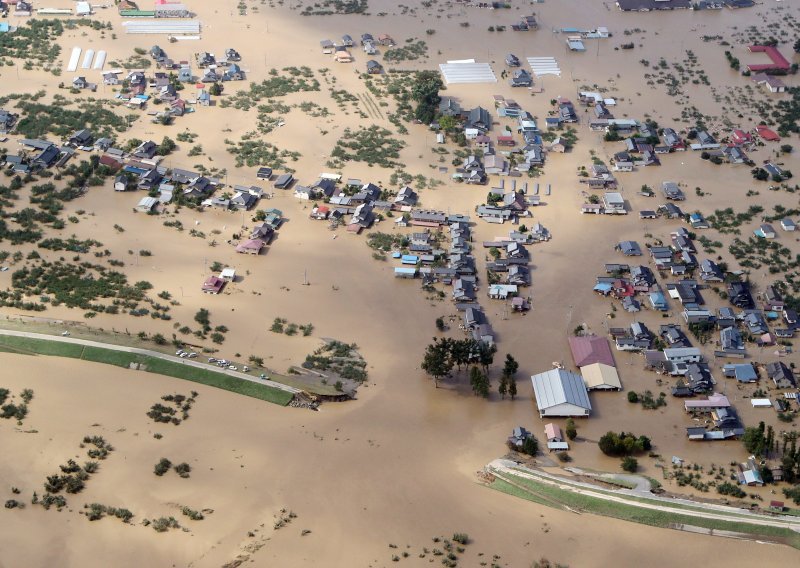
[568,335,616,368]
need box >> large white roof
[531,369,592,412]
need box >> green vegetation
[598,431,652,456]
[366,231,409,252]
[490,472,800,549]
[384,40,428,63]
[220,67,320,111]
[0,19,108,70]
[225,134,301,170]
[270,317,314,336]
[0,336,294,405]
[146,392,197,425]
[621,456,638,473]
[330,125,405,168]
[15,98,135,139]
[303,340,368,383]
[83,503,134,523]
[469,365,490,398]
[420,337,496,388]
[300,0,367,15]
[153,458,172,476]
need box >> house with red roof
[731,129,752,146]
[756,124,780,142]
[201,276,225,294]
[746,45,791,73]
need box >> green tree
[520,436,538,456]
[508,375,517,400]
[209,82,223,96]
[498,373,508,399]
[477,342,497,374]
[502,354,519,378]
[156,136,176,156]
[194,308,211,332]
[742,425,766,456]
[438,115,457,132]
[469,366,489,397]
[410,70,444,124]
[421,338,453,387]
[565,418,577,441]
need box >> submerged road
[488,459,800,533]
[0,329,300,395]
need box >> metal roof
[531,369,592,413]
[581,363,622,390]
[568,335,615,368]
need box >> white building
[531,369,592,417]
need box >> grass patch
[0,336,293,406]
[490,472,800,549]
[0,335,84,357]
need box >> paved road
[488,459,800,533]
[0,329,300,395]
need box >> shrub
[154,458,172,476]
[174,462,191,478]
[621,456,638,473]
[627,391,639,403]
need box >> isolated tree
[209,82,223,96]
[421,338,453,387]
[502,354,519,379]
[565,418,577,441]
[498,373,508,399]
[508,375,517,400]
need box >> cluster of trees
[411,70,444,124]
[598,431,651,457]
[420,337,498,390]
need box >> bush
[621,456,638,473]
[174,462,191,478]
[717,482,746,498]
[154,458,172,476]
[627,391,639,403]
[565,418,577,441]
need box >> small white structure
[781,218,796,232]
[220,267,236,281]
[751,398,772,408]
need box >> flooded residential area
[0,0,799,566]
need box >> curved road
[0,329,300,395]
[488,459,800,533]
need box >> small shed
[220,268,236,281]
